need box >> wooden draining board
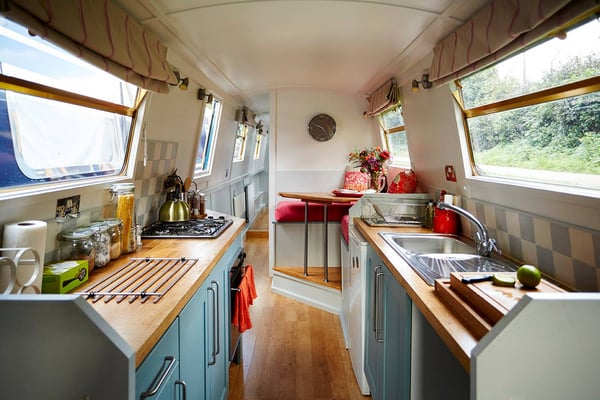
[435,272,566,339]
[434,279,493,340]
[449,272,565,324]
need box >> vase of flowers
[347,146,391,192]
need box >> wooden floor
[228,235,369,400]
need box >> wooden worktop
[75,215,246,367]
[354,218,478,372]
[278,191,358,203]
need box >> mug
[433,208,458,234]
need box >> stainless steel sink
[379,233,516,285]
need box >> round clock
[308,114,336,141]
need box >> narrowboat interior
[0,0,599,399]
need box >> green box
[42,260,89,294]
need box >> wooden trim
[464,76,600,118]
[0,74,136,116]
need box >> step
[271,267,341,315]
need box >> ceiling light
[171,70,189,91]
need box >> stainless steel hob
[141,216,233,239]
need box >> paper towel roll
[2,220,47,293]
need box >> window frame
[0,19,146,199]
[456,19,600,195]
[253,131,263,160]
[376,106,411,169]
[193,97,222,179]
[233,122,249,162]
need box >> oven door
[229,250,246,363]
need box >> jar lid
[110,182,135,192]
[87,222,109,232]
[61,228,94,240]
[94,218,122,227]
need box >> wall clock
[308,113,336,141]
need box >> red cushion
[275,200,353,223]
[341,214,350,244]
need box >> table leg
[303,201,309,276]
[323,203,328,282]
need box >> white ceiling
[114,0,488,112]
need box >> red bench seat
[275,200,353,223]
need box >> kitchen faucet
[437,202,500,257]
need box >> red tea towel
[233,265,258,333]
[245,264,257,303]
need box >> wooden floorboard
[229,236,369,400]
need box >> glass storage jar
[110,183,136,254]
[88,222,111,268]
[58,228,96,272]
[94,218,122,260]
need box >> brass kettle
[159,171,191,222]
[159,197,190,222]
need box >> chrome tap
[437,202,500,257]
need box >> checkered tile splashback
[133,140,178,227]
[461,198,600,292]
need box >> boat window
[458,17,600,192]
[0,17,142,198]
[233,123,248,162]
[378,106,410,168]
[194,98,222,178]
[253,132,262,160]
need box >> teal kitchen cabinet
[137,235,242,399]
[365,247,412,400]
[205,262,229,400]
[179,238,241,400]
[179,283,208,399]
[135,320,181,399]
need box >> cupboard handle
[140,356,176,399]
[175,380,187,400]
[207,286,216,365]
[375,266,384,343]
[212,280,221,356]
[371,266,381,335]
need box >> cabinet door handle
[140,356,177,399]
[211,280,221,356]
[207,286,217,366]
[175,379,187,400]
[371,266,382,335]
[375,266,384,343]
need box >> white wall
[270,88,377,194]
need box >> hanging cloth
[429,0,599,87]
[1,0,178,92]
[364,78,400,117]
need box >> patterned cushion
[343,170,369,192]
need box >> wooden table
[278,192,358,281]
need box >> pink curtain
[429,0,599,86]
[364,78,400,117]
[1,0,178,93]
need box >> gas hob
[141,216,233,239]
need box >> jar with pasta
[110,183,136,254]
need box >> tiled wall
[462,198,600,292]
[133,140,178,227]
[44,140,177,263]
